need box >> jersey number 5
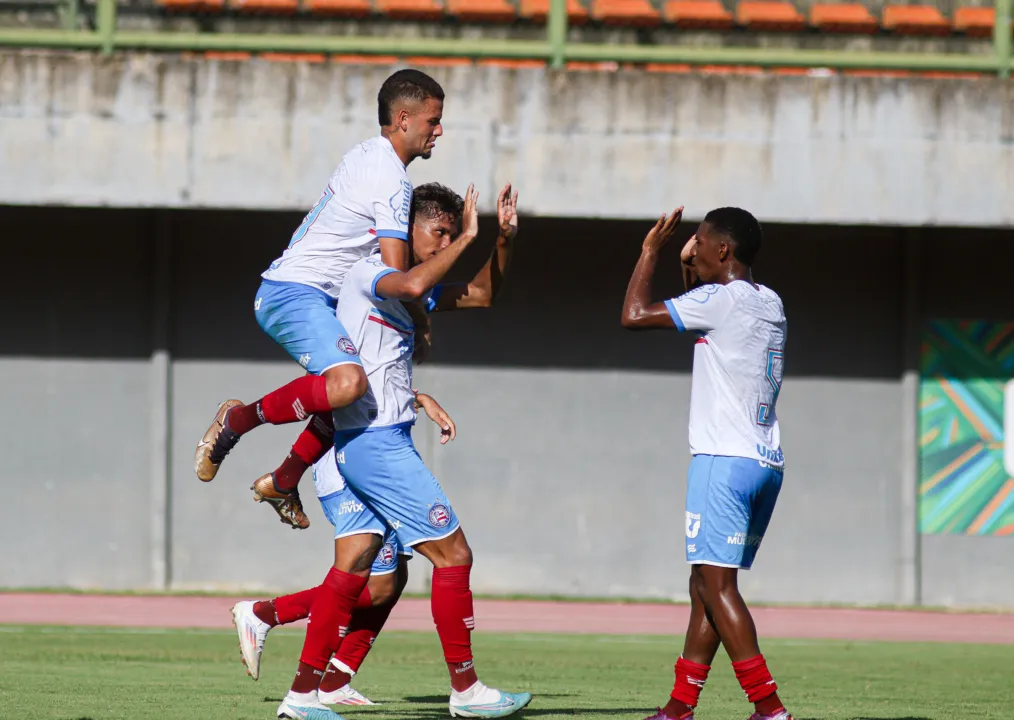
[288,185,335,248]
[756,348,784,426]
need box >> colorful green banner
[919,320,1014,536]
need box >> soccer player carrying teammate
[243,181,519,530]
[621,207,792,720]
[194,69,444,510]
[230,182,519,711]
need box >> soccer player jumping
[621,207,792,720]
[194,69,444,501]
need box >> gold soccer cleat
[251,473,310,530]
[195,399,244,482]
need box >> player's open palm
[643,206,684,253]
[416,392,457,444]
[497,182,519,241]
[460,184,479,240]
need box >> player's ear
[397,106,410,131]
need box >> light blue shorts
[685,454,783,570]
[313,452,411,576]
[334,424,460,548]
[254,279,361,376]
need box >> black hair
[703,207,763,266]
[377,69,445,126]
[411,183,463,227]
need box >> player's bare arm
[415,391,456,444]
[621,207,684,330]
[376,185,480,301]
[380,236,411,273]
[434,182,519,312]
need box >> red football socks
[662,656,711,718]
[732,654,784,716]
[296,568,367,676]
[274,414,335,492]
[432,565,477,691]
[320,600,396,693]
[272,587,320,625]
[254,583,371,632]
[252,600,279,626]
[231,376,331,436]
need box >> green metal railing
[0,0,1010,77]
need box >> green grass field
[0,626,1010,720]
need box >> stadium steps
[148,0,1010,41]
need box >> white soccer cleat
[277,690,348,720]
[449,681,533,718]
[231,600,271,681]
[319,684,377,706]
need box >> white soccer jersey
[665,280,787,467]
[331,255,436,432]
[262,135,412,299]
[312,446,346,499]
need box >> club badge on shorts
[428,503,451,528]
[376,541,397,569]
[336,336,359,356]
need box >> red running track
[1,593,1012,645]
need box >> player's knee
[443,536,473,568]
[367,573,399,606]
[696,565,738,599]
[324,365,368,408]
[394,561,410,595]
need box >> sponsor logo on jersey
[756,444,784,464]
[391,179,412,227]
[428,503,451,528]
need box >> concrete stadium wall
[1,50,1013,227]
[3,206,1013,608]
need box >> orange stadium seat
[232,0,299,12]
[519,0,591,24]
[809,3,877,33]
[736,1,806,31]
[881,5,951,35]
[446,0,518,22]
[663,1,734,30]
[953,7,994,37]
[158,0,225,11]
[376,0,444,20]
[307,0,373,16]
[591,0,661,26]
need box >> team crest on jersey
[336,337,358,356]
[428,503,451,528]
[376,541,397,570]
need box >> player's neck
[716,266,753,286]
[381,129,414,167]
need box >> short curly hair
[410,183,463,228]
